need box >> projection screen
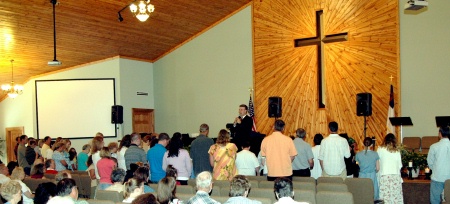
[35,78,117,139]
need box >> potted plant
[400,145,428,177]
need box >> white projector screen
[35,79,117,139]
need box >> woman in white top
[117,135,132,171]
[377,133,403,204]
[10,167,34,204]
[310,134,324,180]
[86,155,98,190]
[91,136,104,179]
[122,178,144,203]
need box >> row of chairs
[177,177,373,204]
[92,179,450,204]
[403,136,439,154]
[23,171,92,198]
[89,192,351,204]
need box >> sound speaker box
[268,97,282,118]
[356,93,372,116]
[111,105,123,124]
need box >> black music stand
[435,116,450,127]
[389,117,413,143]
[226,123,236,138]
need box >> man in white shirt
[427,126,450,204]
[235,141,260,176]
[318,121,350,180]
[41,136,52,160]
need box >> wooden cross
[294,10,348,108]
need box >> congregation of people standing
[6,108,450,204]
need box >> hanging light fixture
[129,0,155,22]
[1,60,24,98]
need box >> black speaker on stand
[111,105,123,124]
[268,97,282,118]
[356,93,372,138]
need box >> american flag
[386,84,395,134]
[249,95,257,132]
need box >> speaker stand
[363,115,367,138]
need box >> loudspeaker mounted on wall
[268,97,282,118]
[111,105,123,124]
[356,93,372,116]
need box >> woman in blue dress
[355,137,380,200]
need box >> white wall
[0,58,154,159]
[400,0,450,137]
[153,6,253,137]
[119,58,155,135]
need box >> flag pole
[248,87,257,132]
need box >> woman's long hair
[382,133,398,153]
[124,178,142,199]
[168,133,183,158]
[119,134,132,151]
[216,129,230,146]
[52,142,65,151]
[157,177,177,204]
[91,136,104,154]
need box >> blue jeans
[97,183,112,191]
[430,180,444,204]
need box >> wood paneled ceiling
[0,0,251,97]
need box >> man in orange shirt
[260,119,297,181]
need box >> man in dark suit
[233,104,253,150]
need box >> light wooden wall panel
[253,0,399,147]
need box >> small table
[402,178,430,204]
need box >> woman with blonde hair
[377,133,403,203]
[157,177,180,204]
[0,180,22,204]
[108,142,119,158]
[122,178,144,203]
[91,136,104,180]
[208,129,238,180]
[97,147,117,190]
[52,142,68,171]
[62,139,76,170]
[10,167,34,204]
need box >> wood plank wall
[253,0,399,148]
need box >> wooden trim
[395,1,401,139]
[118,55,154,63]
[5,126,24,163]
